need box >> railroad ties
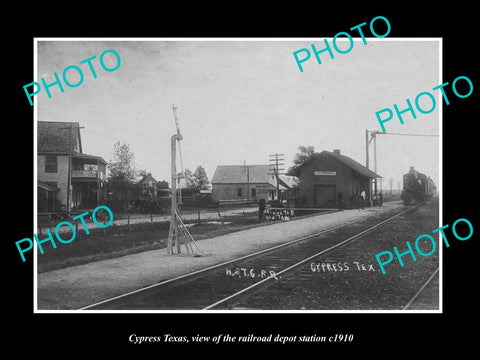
[81,203,438,311]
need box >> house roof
[38,121,82,154]
[37,181,60,192]
[279,175,300,188]
[298,150,381,179]
[72,153,107,164]
[137,173,157,185]
[211,165,275,184]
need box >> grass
[37,212,266,273]
[36,206,337,273]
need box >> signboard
[314,171,336,176]
[256,184,271,189]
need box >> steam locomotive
[401,167,437,205]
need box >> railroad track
[402,268,440,310]
[81,205,419,311]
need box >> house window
[45,155,58,173]
[84,164,97,171]
[237,188,243,197]
[251,188,256,197]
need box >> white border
[33,37,443,314]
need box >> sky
[36,38,440,191]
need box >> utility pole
[365,130,373,207]
[269,153,284,201]
[365,130,382,207]
[373,131,377,198]
[59,124,84,215]
[67,123,73,216]
[365,129,369,170]
[365,129,439,203]
[247,165,250,204]
[244,161,250,204]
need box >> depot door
[314,185,336,208]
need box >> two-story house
[37,121,107,214]
[137,173,170,198]
[137,173,158,197]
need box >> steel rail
[80,205,412,310]
[402,267,439,310]
[202,206,417,310]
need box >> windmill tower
[167,105,202,256]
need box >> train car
[401,167,436,205]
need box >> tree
[193,165,210,190]
[137,169,148,179]
[156,180,169,189]
[183,169,195,190]
[107,141,138,202]
[287,146,315,176]
[183,165,210,191]
[108,141,138,182]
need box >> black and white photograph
[33,38,441,312]
[6,6,479,353]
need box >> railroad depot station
[37,120,439,312]
[294,149,380,208]
[211,149,380,209]
[37,120,381,215]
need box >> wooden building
[136,173,169,198]
[295,149,380,208]
[211,165,297,203]
[37,121,107,214]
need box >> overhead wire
[379,132,439,137]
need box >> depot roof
[297,150,381,179]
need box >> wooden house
[37,121,107,213]
[211,165,297,203]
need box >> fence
[37,205,262,236]
[106,193,219,212]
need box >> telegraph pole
[365,129,439,205]
[269,153,284,201]
[373,131,377,198]
[58,124,84,215]
[365,129,369,170]
[67,123,73,215]
[365,130,374,206]
[244,160,250,204]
